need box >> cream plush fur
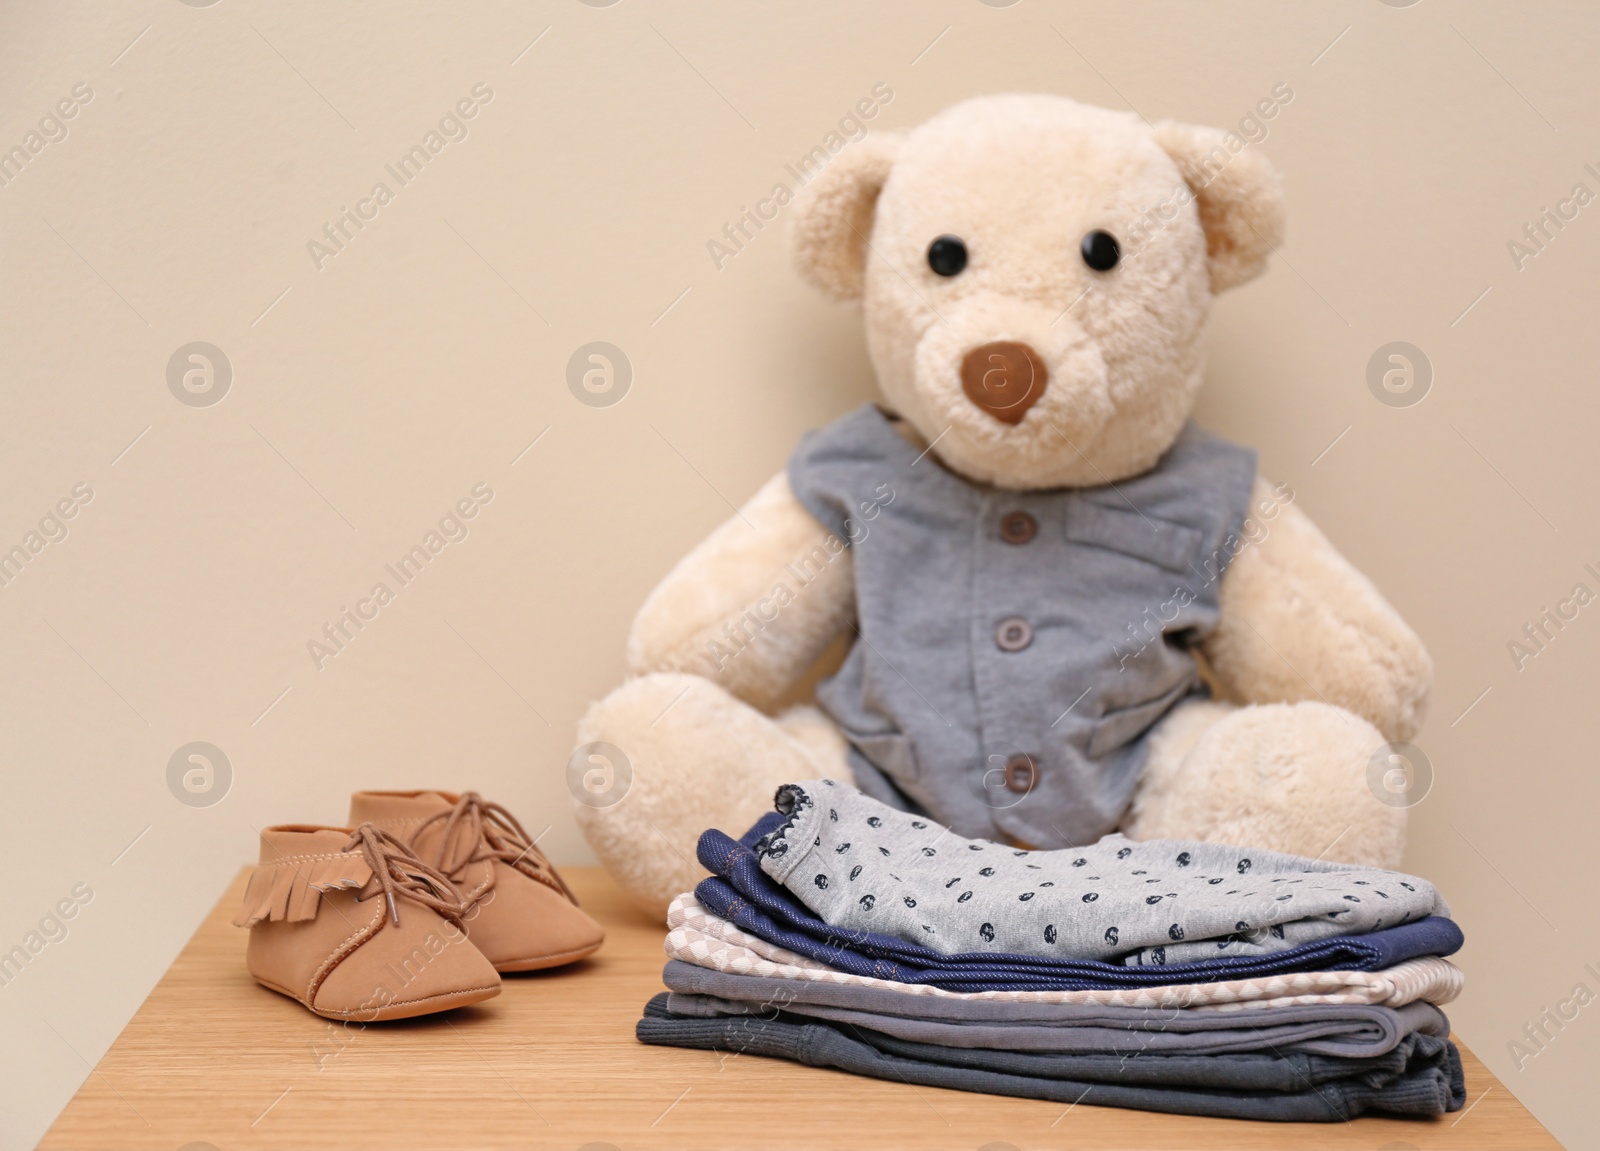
[576,95,1431,918]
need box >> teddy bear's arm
[624,471,856,712]
[1201,476,1432,744]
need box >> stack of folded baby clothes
[635,779,1468,1122]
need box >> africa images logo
[306,84,495,272]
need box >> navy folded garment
[636,994,1466,1121]
[861,1024,1460,1097]
[696,818,1463,992]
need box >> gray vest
[788,405,1257,849]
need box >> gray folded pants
[638,994,1466,1121]
[662,960,1448,1058]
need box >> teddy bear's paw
[571,672,850,920]
[1125,700,1405,870]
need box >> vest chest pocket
[848,729,920,783]
[1088,679,1193,758]
[1064,502,1203,574]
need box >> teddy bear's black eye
[927,235,968,277]
[1081,230,1120,272]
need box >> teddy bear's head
[792,93,1285,489]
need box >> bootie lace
[413,791,577,904]
[346,822,467,926]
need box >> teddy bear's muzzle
[959,341,1048,425]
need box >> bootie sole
[252,974,501,1021]
[491,941,604,973]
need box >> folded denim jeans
[649,988,1459,1091]
[862,1025,1459,1095]
[637,994,1466,1121]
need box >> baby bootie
[348,790,604,972]
[234,823,501,1020]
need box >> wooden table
[41,867,1560,1150]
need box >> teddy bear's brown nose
[960,341,1048,425]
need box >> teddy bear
[574,94,1432,918]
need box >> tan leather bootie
[234,823,501,1020]
[348,790,604,972]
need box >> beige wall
[2,0,1596,1145]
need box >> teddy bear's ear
[790,133,905,300]
[1152,121,1286,293]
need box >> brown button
[1000,511,1037,545]
[996,617,1032,652]
[1004,754,1036,794]
[960,341,1048,425]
